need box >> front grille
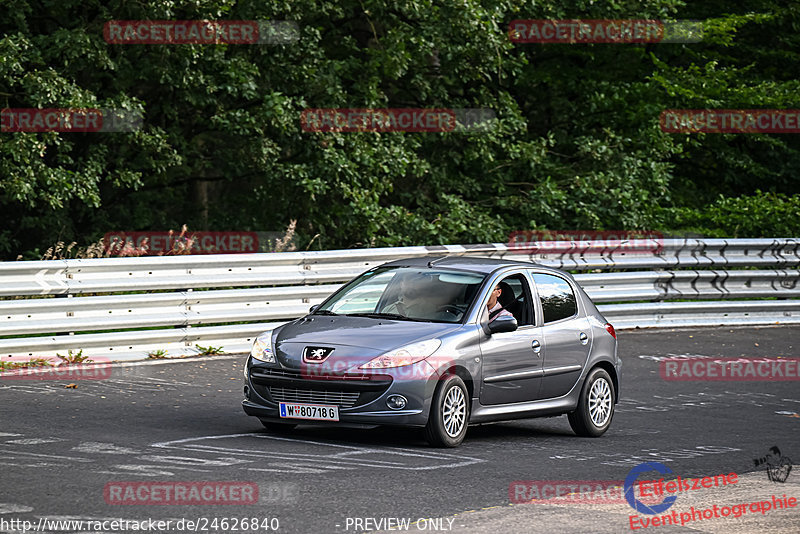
[256,367,372,381]
[268,386,361,408]
[259,368,300,378]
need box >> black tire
[568,367,615,437]
[425,374,469,448]
[259,420,297,433]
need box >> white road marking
[71,442,140,455]
[0,503,33,514]
[96,464,210,477]
[5,438,64,445]
[0,461,62,468]
[638,353,712,362]
[248,465,333,474]
[136,454,251,467]
[617,391,800,413]
[181,443,408,465]
[151,433,485,471]
[249,463,357,472]
[0,447,93,463]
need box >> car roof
[379,255,562,276]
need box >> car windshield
[317,267,486,323]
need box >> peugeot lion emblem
[303,346,334,363]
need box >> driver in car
[383,276,457,320]
[383,277,433,317]
[487,284,513,322]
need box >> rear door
[530,272,591,399]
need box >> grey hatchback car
[242,256,620,447]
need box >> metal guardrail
[0,238,797,362]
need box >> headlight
[360,339,441,369]
[250,332,275,363]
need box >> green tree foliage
[1,0,798,258]
[663,191,800,238]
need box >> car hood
[273,315,459,371]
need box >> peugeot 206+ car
[242,257,620,447]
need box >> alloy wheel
[442,385,466,437]
[588,377,612,427]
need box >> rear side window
[532,273,578,323]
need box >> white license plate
[279,402,339,421]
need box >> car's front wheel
[425,374,469,447]
[568,367,614,437]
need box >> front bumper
[242,357,438,427]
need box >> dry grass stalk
[274,220,297,252]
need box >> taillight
[605,323,617,339]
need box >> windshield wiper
[312,309,340,316]
[345,312,423,321]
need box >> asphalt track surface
[1,325,798,534]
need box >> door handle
[531,339,541,354]
[579,332,588,345]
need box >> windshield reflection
[317,267,486,323]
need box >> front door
[479,273,543,405]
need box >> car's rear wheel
[568,367,614,437]
[425,374,469,448]
[259,420,297,433]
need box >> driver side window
[495,274,534,326]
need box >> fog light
[243,385,250,399]
[386,395,407,410]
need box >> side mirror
[487,315,517,334]
[309,304,319,313]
